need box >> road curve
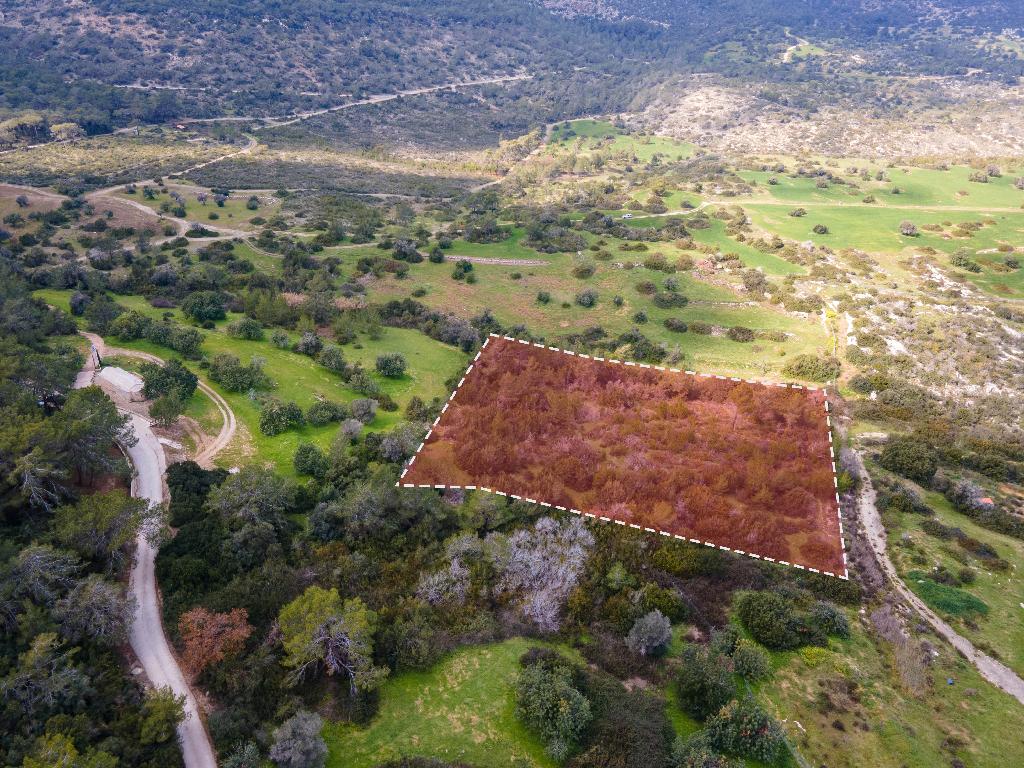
[79,332,236,468]
[76,335,234,765]
[852,451,1024,705]
[122,412,217,768]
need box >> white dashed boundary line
[398,333,848,580]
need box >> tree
[0,633,86,715]
[626,610,672,656]
[350,398,377,424]
[278,587,388,693]
[733,591,801,650]
[705,695,784,764]
[516,661,592,761]
[9,545,79,607]
[41,386,135,484]
[178,607,253,677]
[731,640,771,682]
[878,436,938,484]
[22,732,117,768]
[676,643,735,720]
[208,353,271,392]
[181,291,226,323]
[205,465,294,526]
[269,711,327,768]
[151,391,185,427]
[375,353,407,378]
[140,687,185,745]
[227,317,264,340]
[54,490,152,572]
[55,575,131,645]
[15,194,30,208]
[222,742,262,768]
[141,358,198,400]
[294,443,329,478]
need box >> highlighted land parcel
[402,335,846,577]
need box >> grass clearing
[323,638,562,768]
[35,288,467,475]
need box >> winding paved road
[852,451,1024,705]
[76,337,233,766]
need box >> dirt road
[80,332,236,469]
[852,451,1024,705]
[75,344,222,767]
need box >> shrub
[810,601,849,638]
[652,291,688,309]
[317,345,349,375]
[271,330,291,349]
[689,322,713,335]
[428,247,445,263]
[181,291,226,323]
[879,437,939,484]
[294,443,329,478]
[812,223,829,234]
[208,354,270,392]
[516,661,591,762]
[259,398,304,436]
[632,311,648,324]
[294,331,323,357]
[625,610,672,656]
[676,644,735,721]
[226,317,264,340]
[733,591,803,650]
[705,695,785,764]
[537,291,551,304]
[726,326,754,342]
[306,399,348,426]
[575,289,598,308]
[731,640,772,682]
[898,220,919,237]
[376,353,408,378]
[781,354,841,382]
[664,318,688,333]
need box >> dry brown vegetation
[404,335,845,575]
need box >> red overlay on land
[402,335,846,577]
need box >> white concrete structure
[96,366,146,401]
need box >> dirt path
[80,332,236,469]
[175,74,532,130]
[75,344,220,768]
[851,450,1024,705]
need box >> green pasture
[35,288,466,475]
[324,638,562,768]
[549,119,695,164]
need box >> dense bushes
[781,354,840,382]
[376,352,408,377]
[516,651,591,762]
[208,353,271,392]
[879,436,939,484]
[140,358,198,400]
[109,310,204,357]
[734,590,847,650]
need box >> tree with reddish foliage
[178,607,253,677]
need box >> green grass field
[549,120,695,164]
[114,183,280,229]
[352,245,826,379]
[761,618,1024,768]
[35,288,466,475]
[323,639,560,768]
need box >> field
[735,164,1024,298]
[875,466,1024,677]
[113,182,283,230]
[323,639,558,768]
[348,248,826,380]
[403,336,844,575]
[35,288,467,475]
[0,132,231,188]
